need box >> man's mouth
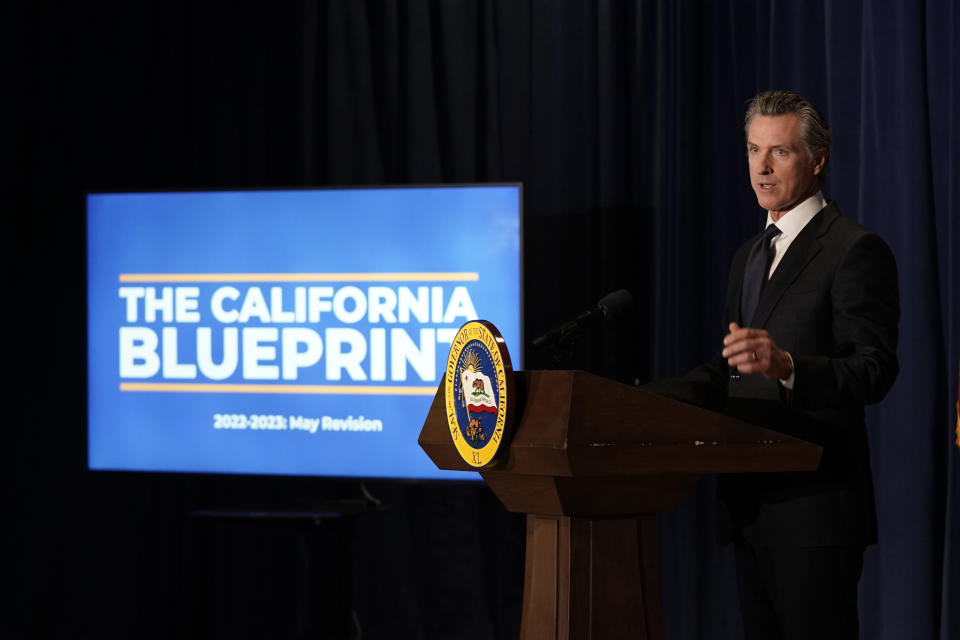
[757,183,776,191]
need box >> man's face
[746,114,825,215]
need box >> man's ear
[812,152,827,176]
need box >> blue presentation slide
[87,186,522,480]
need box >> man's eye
[775,148,788,156]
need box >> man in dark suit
[652,90,899,639]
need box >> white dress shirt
[765,191,827,279]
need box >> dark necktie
[740,224,782,326]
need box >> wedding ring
[751,351,758,361]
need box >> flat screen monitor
[86,185,522,480]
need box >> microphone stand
[531,290,633,367]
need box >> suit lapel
[751,203,839,329]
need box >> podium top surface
[420,370,822,478]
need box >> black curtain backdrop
[8,1,958,639]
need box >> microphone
[532,289,633,351]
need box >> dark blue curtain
[10,1,957,638]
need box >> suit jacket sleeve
[641,353,729,411]
[640,258,744,411]
[789,231,900,411]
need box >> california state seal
[444,320,514,468]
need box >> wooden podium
[419,370,822,640]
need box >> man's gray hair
[745,90,831,181]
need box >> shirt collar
[765,191,826,239]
